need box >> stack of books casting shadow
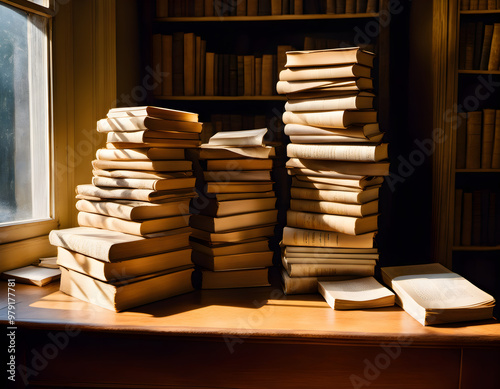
[276,47,390,294]
[48,106,202,311]
[187,128,278,289]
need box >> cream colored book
[107,106,199,122]
[284,123,380,138]
[96,147,186,161]
[290,199,379,217]
[76,184,195,203]
[190,209,278,233]
[192,251,274,271]
[318,277,395,310]
[290,186,379,205]
[92,169,192,180]
[190,224,276,243]
[206,128,267,147]
[277,78,373,94]
[292,174,384,189]
[381,263,495,326]
[288,133,384,144]
[287,210,378,236]
[91,159,192,172]
[287,143,388,162]
[285,92,375,112]
[91,176,196,191]
[287,158,389,177]
[284,47,375,68]
[97,117,202,133]
[106,132,201,147]
[292,177,382,192]
[282,227,375,248]
[279,64,372,81]
[282,256,375,277]
[283,110,377,129]
[1,265,61,287]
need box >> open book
[381,263,495,326]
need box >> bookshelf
[432,0,500,313]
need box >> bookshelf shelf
[455,169,500,172]
[452,245,500,251]
[155,96,287,101]
[458,70,500,74]
[155,13,380,23]
[460,10,500,15]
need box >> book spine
[282,227,375,248]
[488,23,500,70]
[492,110,500,168]
[285,261,375,277]
[152,34,162,96]
[290,199,372,217]
[184,33,196,96]
[287,143,384,162]
[465,111,482,169]
[453,189,464,246]
[287,210,359,235]
[481,109,495,168]
[456,112,467,169]
[161,35,173,96]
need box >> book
[97,117,202,133]
[283,255,377,264]
[480,24,494,70]
[152,34,162,95]
[107,106,198,122]
[453,189,464,246]
[282,227,376,248]
[282,256,375,277]
[93,169,192,180]
[60,266,194,312]
[206,159,273,170]
[465,111,482,169]
[492,110,500,168]
[277,78,374,94]
[279,64,372,81]
[190,209,278,232]
[318,277,395,310]
[57,247,193,282]
[184,32,196,96]
[91,176,196,191]
[76,184,195,203]
[287,210,378,235]
[281,269,360,294]
[161,35,173,96]
[1,265,61,287]
[194,197,276,217]
[91,159,192,172]
[455,112,467,169]
[284,47,375,68]
[284,122,380,138]
[291,177,381,192]
[204,181,274,193]
[77,212,190,236]
[193,268,270,289]
[206,128,267,147]
[287,133,384,144]
[105,133,201,148]
[190,237,270,257]
[203,170,271,182]
[290,172,383,189]
[196,146,275,159]
[287,158,390,176]
[481,109,495,168]
[488,23,500,70]
[285,92,375,112]
[49,227,191,262]
[192,250,274,271]
[290,199,379,217]
[282,110,377,129]
[190,224,276,243]
[381,263,495,326]
[75,199,191,221]
[96,147,186,161]
[287,143,388,162]
[284,246,378,254]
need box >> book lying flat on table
[1,265,61,287]
[276,78,374,94]
[282,256,375,277]
[195,197,276,217]
[60,266,194,312]
[96,147,187,161]
[318,277,395,310]
[284,123,380,138]
[287,144,388,162]
[206,159,273,171]
[285,92,375,112]
[381,263,496,326]
[91,176,196,191]
[287,158,389,177]
[290,186,379,205]
[190,209,278,232]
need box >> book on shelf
[75,199,191,221]
[381,263,495,326]
[49,226,191,262]
[59,266,194,312]
[56,247,193,282]
[192,268,270,289]
[1,265,61,287]
[481,109,495,168]
[459,22,500,70]
[318,277,395,310]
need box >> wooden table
[1,281,500,388]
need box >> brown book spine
[356,0,368,13]
[465,111,482,169]
[294,0,303,14]
[461,192,473,246]
[335,0,345,13]
[366,0,377,13]
[470,0,479,10]
[473,22,484,70]
[194,0,204,16]
[172,32,184,95]
[456,112,467,169]
[346,0,356,13]
[271,0,281,15]
[205,0,214,16]
[461,0,471,10]
[161,35,173,96]
[156,0,169,17]
[488,23,500,70]
[237,0,247,15]
[479,24,494,70]
[478,0,488,9]
[481,109,496,168]
[491,110,500,168]
[184,33,196,96]
[195,36,202,95]
[261,54,273,96]
[454,189,464,246]
[255,57,262,96]
[247,0,259,15]
[488,0,496,9]
[464,22,476,70]
[205,52,215,96]
[152,34,162,96]
[229,54,238,96]
[237,55,244,96]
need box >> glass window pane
[0,3,50,224]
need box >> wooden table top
[1,280,499,347]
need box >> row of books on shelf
[459,22,500,71]
[460,0,500,11]
[156,0,380,18]
[456,109,500,169]
[454,188,500,246]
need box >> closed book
[290,186,379,204]
[152,34,162,96]
[261,54,274,95]
[193,268,270,289]
[247,0,259,15]
[91,176,196,191]
[60,266,194,312]
[283,255,377,265]
[281,270,360,295]
[229,54,238,96]
[277,78,374,94]
[271,0,281,14]
[192,250,273,271]
[1,266,60,287]
[196,197,276,217]
[282,256,375,277]
[205,52,215,96]
[488,23,500,70]
[57,247,193,282]
[190,237,270,257]
[237,0,247,15]
[204,181,274,193]
[97,117,203,133]
[156,0,168,17]
[345,0,355,13]
[290,199,378,217]
[244,55,255,96]
[105,134,201,148]
[285,47,375,68]
[488,192,496,245]
[287,143,388,162]
[453,189,464,246]
[287,210,378,235]
[291,177,382,192]
[203,170,271,182]
[255,57,262,95]
[96,147,186,161]
[465,111,482,169]
[284,123,380,138]
[285,92,375,112]
[49,226,191,262]
[91,159,192,172]
[464,22,475,70]
[287,158,389,177]
[284,246,378,254]
[326,0,335,13]
[356,0,368,13]
[93,169,192,180]
[76,184,195,203]
[282,227,375,248]
[183,33,196,96]
[283,110,377,128]
[191,224,276,243]
[366,0,377,13]
[480,190,490,245]
[205,0,214,16]
[75,199,191,221]
[480,24,494,70]
[291,173,383,189]
[77,211,190,236]
[294,0,303,14]
[279,64,371,81]
[481,109,496,168]
[190,209,278,232]
[206,159,273,170]
[335,0,345,13]
[161,35,173,96]
[107,106,198,122]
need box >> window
[0,0,54,243]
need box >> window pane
[0,3,50,224]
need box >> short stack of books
[187,128,278,289]
[276,47,390,294]
[49,106,202,311]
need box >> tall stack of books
[276,47,390,294]
[187,128,278,289]
[49,106,202,311]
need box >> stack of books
[187,128,278,289]
[49,106,202,311]
[276,47,390,294]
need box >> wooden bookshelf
[460,10,500,15]
[458,70,500,74]
[455,169,500,172]
[155,13,380,22]
[453,245,500,251]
